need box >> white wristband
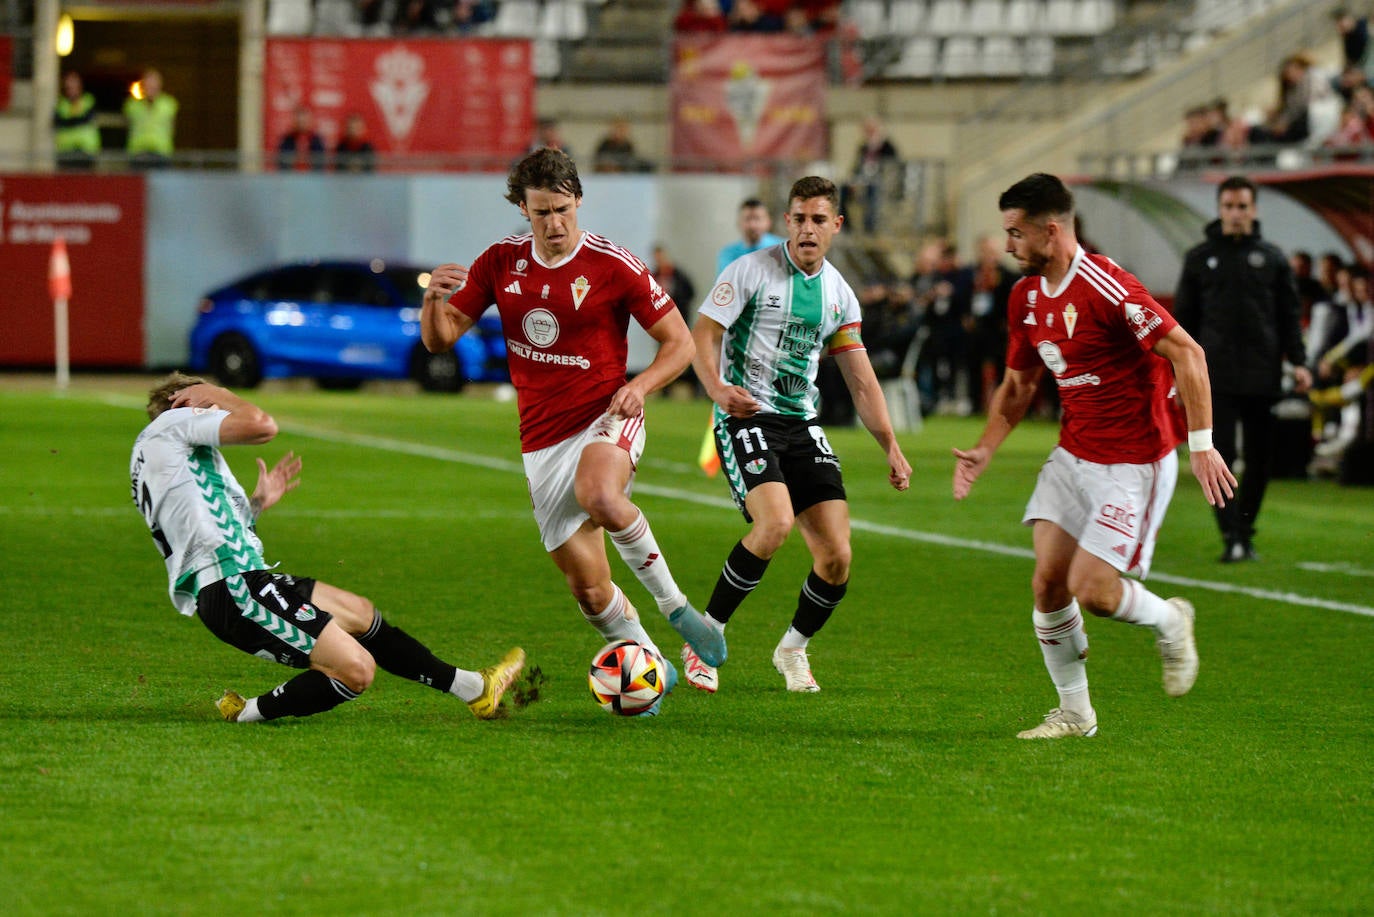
[1188,429,1213,452]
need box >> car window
[384,267,429,308]
[322,267,392,307]
[249,266,322,302]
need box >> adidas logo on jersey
[1023,312,1037,325]
[504,280,523,295]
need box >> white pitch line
[279,421,1374,620]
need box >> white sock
[1112,579,1176,632]
[778,626,808,651]
[449,670,484,703]
[608,510,687,616]
[583,585,660,655]
[238,697,264,723]
[1033,601,1092,717]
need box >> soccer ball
[588,640,665,716]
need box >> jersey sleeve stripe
[1078,257,1130,302]
[584,234,646,274]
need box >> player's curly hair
[506,147,583,206]
[788,175,839,210]
[146,371,206,420]
[999,173,1075,222]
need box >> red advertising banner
[670,34,827,171]
[264,38,533,168]
[0,36,11,112]
[0,175,146,367]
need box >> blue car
[188,259,508,392]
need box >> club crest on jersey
[745,458,767,474]
[1028,290,1038,305]
[541,284,550,300]
[1063,303,1078,338]
[515,258,529,274]
[571,275,590,310]
[295,605,317,623]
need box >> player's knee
[1031,572,1071,612]
[568,579,612,614]
[815,544,851,582]
[336,649,376,694]
[1066,571,1117,617]
[576,483,627,531]
[751,516,794,554]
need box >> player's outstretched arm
[1154,327,1237,507]
[608,307,695,419]
[250,451,302,517]
[833,348,911,491]
[951,365,1040,500]
[421,262,476,352]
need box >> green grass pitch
[1,376,1371,914]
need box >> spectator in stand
[717,197,784,275]
[393,0,441,34]
[1291,250,1328,326]
[449,0,496,33]
[1312,265,1373,465]
[1334,7,1374,80]
[795,0,842,31]
[124,68,178,170]
[1330,63,1369,103]
[333,113,377,173]
[674,0,728,31]
[728,0,785,31]
[53,71,101,171]
[1325,83,1374,153]
[965,235,1017,413]
[1258,53,1319,146]
[593,118,650,173]
[910,240,972,415]
[529,117,573,159]
[277,105,327,172]
[651,244,697,324]
[1182,105,1212,147]
[859,280,919,381]
[840,116,900,234]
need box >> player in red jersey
[421,149,725,707]
[952,173,1236,740]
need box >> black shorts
[714,413,846,522]
[196,571,328,668]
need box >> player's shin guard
[254,669,360,720]
[706,540,770,625]
[1111,579,1174,630]
[789,571,846,639]
[1033,601,1091,716]
[608,510,685,615]
[357,613,458,691]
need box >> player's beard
[1018,247,1050,276]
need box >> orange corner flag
[49,235,72,301]
[698,421,720,477]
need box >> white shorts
[523,412,647,552]
[1022,446,1178,578]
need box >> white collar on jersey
[1039,245,1086,300]
[531,230,587,270]
[782,240,826,279]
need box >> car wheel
[315,377,365,391]
[413,348,465,393]
[209,334,263,388]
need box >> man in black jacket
[1174,175,1312,562]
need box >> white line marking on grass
[1297,561,1374,578]
[279,423,1374,620]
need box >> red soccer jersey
[450,231,677,452]
[1006,248,1185,464]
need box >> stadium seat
[1076,0,1116,34]
[851,0,889,38]
[1022,34,1055,76]
[267,0,313,34]
[533,37,563,78]
[539,0,589,41]
[941,36,979,78]
[1042,0,1075,34]
[887,0,927,35]
[981,35,1023,77]
[492,0,540,36]
[926,0,967,35]
[313,0,361,36]
[1004,0,1043,34]
[890,36,938,78]
[967,0,1006,36]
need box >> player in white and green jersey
[686,176,914,694]
[131,373,526,723]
